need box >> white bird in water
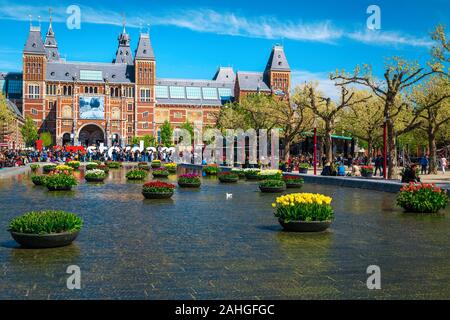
[226,193,233,199]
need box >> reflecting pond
[0,165,449,299]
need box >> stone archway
[78,124,105,147]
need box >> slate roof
[264,45,290,72]
[212,67,235,82]
[6,99,23,119]
[114,29,133,65]
[135,33,155,60]
[23,27,46,54]
[46,61,135,83]
[236,72,271,92]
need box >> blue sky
[0,0,448,96]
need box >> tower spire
[49,8,53,28]
[121,12,126,33]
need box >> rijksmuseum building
[1,19,291,147]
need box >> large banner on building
[79,96,104,120]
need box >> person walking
[374,154,383,177]
[419,155,429,175]
[441,156,448,174]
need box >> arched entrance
[78,124,105,147]
[62,133,72,146]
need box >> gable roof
[23,27,46,55]
[135,33,155,60]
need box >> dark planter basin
[151,164,162,168]
[152,173,169,178]
[245,175,259,180]
[363,173,373,178]
[142,191,174,199]
[178,181,201,188]
[259,185,286,193]
[10,230,80,248]
[47,185,73,191]
[218,177,239,183]
[85,176,105,182]
[278,218,331,232]
[299,168,309,174]
[167,169,177,174]
[285,182,304,188]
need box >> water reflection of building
[1,16,291,148]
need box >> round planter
[85,176,105,182]
[31,177,47,186]
[10,230,80,248]
[278,218,331,232]
[142,190,174,199]
[285,182,304,188]
[178,181,201,188]
[245,175,260,180]
[299,168,309,174]
[47,185,73,191]
[259,185,286,193]
[218,177,239,183]
[167,168,177,174]
[151,164,162,169]
[152,172,169,178]
[363,173,373,178]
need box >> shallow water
[0,166,449,299]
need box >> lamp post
[313,117,317,176]
[383,116,387,179]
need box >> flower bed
[137,162,150,171]
[126,169,148,180]
[85,169,107,182]
[152,167,170,177]
[258,169,282,180]
[178,174,201,188]
[85,162,99,170]
[106,161,122,169]
[361,165,374,178]
[259,179,286,193]
[8,210,83,248]
[218,172,239,183]
[164,163,177,173]
[43,164,57,174]
[283,176,304,188]
[299,163,309,174]
[97,164,109,173]
[55,164,74,172]
[244,168,261,180]
[45,171,77,191]
[273,193,333,232]
[203,164,220,175]
[31,175,47,186]
[231,168,246,178]
[151,160,162,168]
[142,181,176,199]
[397,183,448,213]
[67,161,80,169]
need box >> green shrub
[397,183,448,213]
[45,173,77,190]
[85,162,99,170]
[217,172,239,182]
[107,161,121,169]
[43,164,57,173]
[231,168,246,178]
[8,210,83,235]
[30,164,40,172]
[67,161,80,169]
[244,168,260,179]
[126,169,148,180]
[31,175,47,186]
[151,160,162,168]
[203,165,221,175]
[259,179,286,188]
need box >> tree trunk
[367,138,373,163]
[387,119,397,179]
[428,130,437,174]
[283,137,291,162]
[324,123,333,163]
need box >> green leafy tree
[21,116,39,147]
[39,131,53,148]
[0,93,14,141]
[131,135,156,148]
[160,120,173,147]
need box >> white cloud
[0,3,433,48]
